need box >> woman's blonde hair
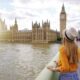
[63,38,78,64]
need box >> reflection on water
[0,42,79,80]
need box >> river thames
[0,42,79,80]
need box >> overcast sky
[0,0,80,31]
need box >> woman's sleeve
[56,50,69,72]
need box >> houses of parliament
[0,5,66,43]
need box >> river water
[0,42,79,80]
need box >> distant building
[0,4,67,43]
[10,19,59,43]
[10,18,32,42]
[32,20,58,43]
[0,18,7,31]
[10,18,18,32]
[60,4,66,38]
[0,18,8,41]
[0,18,59,43]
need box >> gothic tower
[14,18,18,31]
[60,4,66,37]
[10,18,18,32]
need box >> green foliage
[57,37,62,41]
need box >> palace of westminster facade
[0,5,66,43]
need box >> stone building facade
[32,21,58,43]
[0,18,59,43]
[0,18,7,31]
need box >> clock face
[61,15,65,19]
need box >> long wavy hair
[63,38,79,64]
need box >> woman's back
[58,45,78,72]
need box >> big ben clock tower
[60,4,66,38]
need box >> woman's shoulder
[78,48,80,52]
[59,45,65,50]
[59,45,65,53]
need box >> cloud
[0,0,80,31]
[9,0,62,30]
[60,0,80,4]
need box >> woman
[47,27,79,80]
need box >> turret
[14,18,18,31]
[42,20,50,30]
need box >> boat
[35,52,80,80]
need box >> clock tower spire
[61,4,65,13]
[60,4,66,37]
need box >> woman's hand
[47,66,56,71]
[54,61,58,66]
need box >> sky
[0,0,80,31]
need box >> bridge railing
[35,52,60,80]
